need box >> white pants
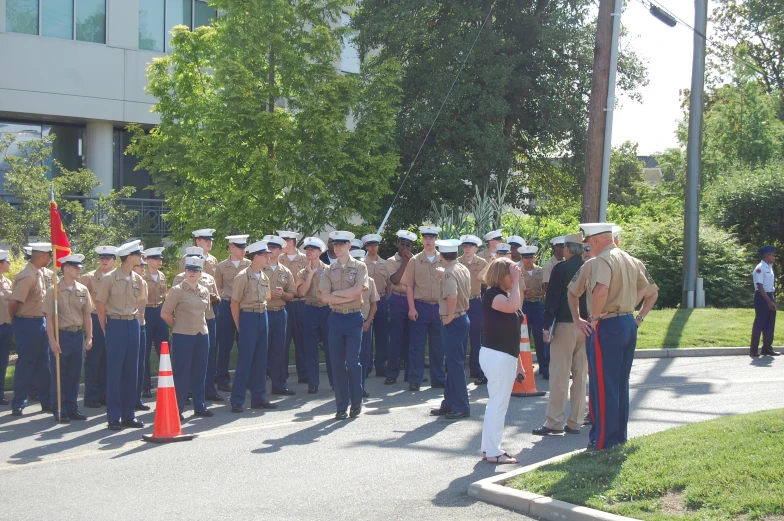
[479,347,518,458]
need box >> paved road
[1,355,783,521]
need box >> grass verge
[507,409,784,520]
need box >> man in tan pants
[532,233,588,435]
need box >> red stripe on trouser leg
[594,322,606,450]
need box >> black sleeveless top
[481,286,524,358]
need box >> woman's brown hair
[482,257,514,288]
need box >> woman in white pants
[479,257,523,464]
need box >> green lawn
[507,409,784,520]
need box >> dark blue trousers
[286,299,307,380]
[204,317,218,396]
[751,291,776,353]
[360,322,374,384]
[440,314,470,414]
[83,314,106,403]
[372,295,389,372]
[385,294,409,380]
[136,324,147,404]
[303,304,332,388]
[408,301,445,386]
[49,330,83,416]
[586,330,596,446]
[143,306,169,391]
[589,315,637,450]
[231,311,268,406]
[524,300,549,376]
[105,318,141,423]
[328,311,364,412]
[172,332,209,413]
[0,323,12,401]
[216,299,237,386]
[465,298,483,377]
[11,316,50,410]
[267,308,289,392]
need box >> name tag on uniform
[132,283,140,297]
[346,268,357,282]
[76,291,86,303]
[199,291,209,303]
[280,272,289,284]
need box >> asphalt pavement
[1,354,783,521]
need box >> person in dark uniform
[519,245,548,378]
[458,235,488,385]
[361,233,390,377]
[0,250,13,406]
[132,259,149,411]
[350,249,379,396]
[296,237,332,394]
[141,247,168,398]
[95,240,146,430]
[319,231,369,419]
[384,230,417,385]
[751,245,779,357]
[319,238,338,265]
[278,230,309,384]
[9,242,53,416]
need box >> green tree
[128,0,402,244]
[608,141,645,206]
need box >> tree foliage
[608,140,645,206]
[127,0,402,243]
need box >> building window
[113,129,154,199]
[139,0,217,53]
[6,0,105,43]
[340,12,360,74]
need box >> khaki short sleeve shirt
[319,257,369,311]
[214,258,251,299]
[568,258,594,311]
[296,262,328,305]
[144,270,167,307]
[95,268,145,316]
[179,253,218,277]
[162,282,210,335]
[542,255,564,284]
[232,268,271,312]
[0,275,13,325]
[440,262,470,316]
[136,278,148,325]
[589,245,649,313]
[401,252,444,303]
[361,278,380,317]
[11,263,46,317]
[385,254,408,295]
[79,269,108,313]
[365,257,389,296]
[42,280,93,329]
[522,265,544,299]
[279,252,307,300]
[263,264,297,308]
[457,255,488,296]
[172,272,219,319]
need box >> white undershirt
[151,273,159,282]
[254,272,261,280]
[271,265,278,271]
[427,255,436,263]
[287,254,298,261]
[67,285,74,291]
[125,276,131,281]
[231,260,240,268]
[340,263,346,269]
[527,270,533,276]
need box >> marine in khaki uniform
[178,228,219,277]
[542,236,566,289]
[383,230,417,384]
[9,242,53,416]
[0,250,13,406]
[519,245,549,378]
[568,223,651,451]
[361,233,390,377]
[458,235,488,384]
[132,260,149,411]
[401,225,446,391]
[43,254,93,422]
[229,240,276,412]
[478,230,504,261]
[162,256,214,419]
[79,245,117,408]
[296,237,332,393]
[430,239,472,420]
[214,235,251,392]
[350,249,379,397]
[262,235,297,396]
[319,231,369,420]
[278,230,309,383]
[95,240,146,431]
[612,226,659,328]
[141,247,168,398]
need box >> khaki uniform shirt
[0,275,12,325]
[162,281,210,335]
[296,262,329,305]
[365,256,389,296]
[172,272,219,319]
[79,269,111,314]
[361,278,380,317]
[42,266,55,289]
[214,257,251,300]
[263,264,296,309]
[319,257,369,312]
[279,252,308,299]
[401,251,444,304]
[179,253,218,277]
[136,278,148,325]
[232,268,272,312]
[542,255,564,284]
[522,265,544,302]
[570,244,648,314]
[144,270,167,307]
[457,255,488,297]
[440,262,470,316]
[11,262,46,317]
[633,257,659,299]
[478,249,497,262]
[95,268,146,317]
[42,280,93,329]
[568,258,595,311]
[385,254,409,295]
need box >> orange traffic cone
[511,315,546,397]
[142,341,194,443]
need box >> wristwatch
[636,314,644,322]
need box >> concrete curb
[468,450,639,521]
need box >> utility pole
[683,0,707,308]
[582,0,614,223]
[599,0,623,222]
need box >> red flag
[50,184,71,268]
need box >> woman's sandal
[486,452,518,464]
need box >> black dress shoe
[430,408,450,416]
[231,404,243,413]
[54,413,70,423]
[564,426,581,434]
[0,398,9,405]
[121,419,145,428]
[409,383,420,391]
[135,403,151,411]
[41,405,53,412]
[84,401,102,408]
[445,411,469,420]
[11,408,22,416]
[271,388,296,396]
[107,421,122,431]
[307,386,318,394]
[762,350,781,356]
[470,372,480,379]
[362,390,369,398]
[431,383,445,389]
[205,394,225,402]
[583,415,593,426]
[533,426,564,436]
[298,377,309,384]
[141,389,153,399]
[474,376,488,385]
[251,400,278,410]
[384,378,396,385]
[217,384,232,392]
[750,352,761,358]
[68,411,88,421]
[335,411,348,420]
[194,410,214,417]
[349,405,362,418]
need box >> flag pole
[53,244,62,421]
